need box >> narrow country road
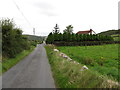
[2,44,55,88]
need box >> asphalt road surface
[2,44,55,88]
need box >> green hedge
[53,41,120,46]
[1,19,38,58]
[46,32,114,44]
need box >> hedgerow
[1,19,37,58]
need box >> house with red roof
[77,29,96,34]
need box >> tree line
[1,19,38,58]
[46,25,113,44]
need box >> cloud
[34,1,57,17]
[34,2,54,10]
[40,10,57,17]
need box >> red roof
[77,29,93,34]
[77,30,92,34]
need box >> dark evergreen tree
[53,24,60,34]
[46,24,114,45]
[46,32,54,44]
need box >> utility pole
[33,28,35,35]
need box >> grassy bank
[45,45,119,88]
[1,46,35,74]
[111,34,119,41]
[57,44,118,81]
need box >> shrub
[1,18,31,58]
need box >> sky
[0,0,119,36]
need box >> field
[45,45,119,88]
[57,44,119,81]
[111,34,119,41]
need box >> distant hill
[98,29,119,41]
[23,34,46,42]
[98,29,120,36]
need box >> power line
[12,0,33,28]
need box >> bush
[30,40,38,47]
[1,18,31,58]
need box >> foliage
[58,44,119,81]
[98,29,120,41]
[46,33,113,44]
[46,32,54,44]
[45,45,119,88]
[111,34,119,41]
[0,32,1,54]
[1,18,36,58]
[24,34,45,43]
[46,25,114,45]
[53,41,119,46]
[2,46,35,74]
[53,24,60,34]
[63,25,73,34]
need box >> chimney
[90,29,92,34]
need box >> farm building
[77,29,96,34]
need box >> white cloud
[34,1,54,10]
[0,0,119,36]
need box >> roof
[77,30,92,34]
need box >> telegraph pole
[33,28,35,35]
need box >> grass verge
[45,44,119,88]
[57,44,119,81]
[1,46,35,74]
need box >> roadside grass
[57,44,119,81]
[1,46,35,74]
[45,45,119,88]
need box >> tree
[53,24,60,34]
[63,32,67,41]
[46,32,54,44]
[63,25,73,34]
[71,33,76,41]
[2,18,31,58]
[58,33,63,41]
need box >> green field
[111,34,119,41]
[58,44,119,81]
[45,45,119,88]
